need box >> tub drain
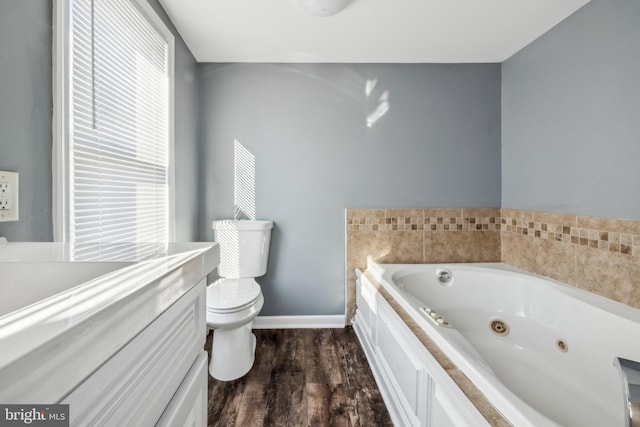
[490,319,509,336]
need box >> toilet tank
[212,220,273,278]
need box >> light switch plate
[0,171,18,222]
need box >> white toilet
[206,219,273,381]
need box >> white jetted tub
[364,262,640,427]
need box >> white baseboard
[253,315,345,329]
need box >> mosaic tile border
[501,216,640,257]
[423,216,500,232]
[347,208,640,257]
[347,209,501,232]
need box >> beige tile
[424,231,500,263]
[345,208,385,224]
[575,245,640,307]
[346,230,375,270]
[630,284,640,310]
[531,238,576,284]
[410,329,457,371]
[500,232,533,271]
[346,226,421,324]
[385,208,424,231]
[446,370,512,427]
[532,211,577,227]
[576,215,640,235]
[347,230,423,268]
[345,230,377,324]
[346,277,356,324]
[501,232,576,284]
[462,208,501,218]
[385,208,424,219]
[423,208,463,220]
[500,208,533,221]
[375,231,424,264]
[345,265,357,284]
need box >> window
[53,0,175,244]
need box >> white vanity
[0,241,219,426]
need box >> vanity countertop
[0,241,216,262]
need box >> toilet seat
[206,278,262,313]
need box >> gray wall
[502,0,640,219]
[0,0,200,242]
[198,63,501,315]
[0,1,52,241]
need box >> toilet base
[209,323,257,381]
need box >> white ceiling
[158,0,591,63]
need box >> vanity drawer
[63,279,206,426]
[157,351,208,427]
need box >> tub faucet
[615,357,640,427]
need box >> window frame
[52,0,176,243]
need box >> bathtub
[366,262,640,427]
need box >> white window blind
[68,0,171,244]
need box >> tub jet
[490,319,509,336]
[436,268,452,285]
[556,339,568,352]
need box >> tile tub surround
[346,208,640,323]
[346,208,502,322]
[501,209,640,309]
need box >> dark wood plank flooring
[206,328,393,426]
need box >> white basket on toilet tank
[206,219,273,381]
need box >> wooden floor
[205,328,393,427]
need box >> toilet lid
[207,278,261,311]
